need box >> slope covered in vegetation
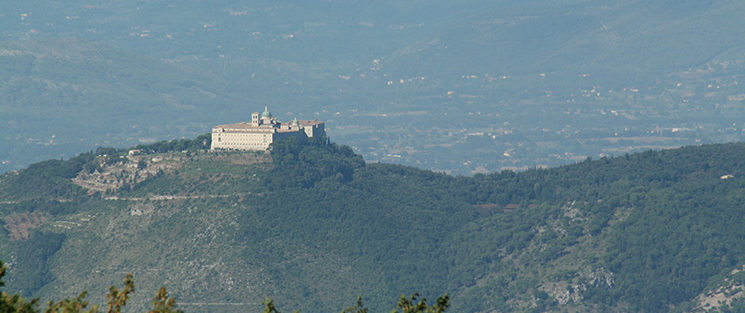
[2,137,745,312]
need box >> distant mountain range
[2,0,745,174]
[3,137,745,312]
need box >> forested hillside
[2,137,745,312]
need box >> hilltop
[3,137,745,312]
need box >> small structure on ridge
[210,106,325,151]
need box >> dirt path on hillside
[103,192,261,201]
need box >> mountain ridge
[3,137,745,312]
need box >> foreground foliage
[0,261,447,313]
[0,262,184,313]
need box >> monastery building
[210,106,325,151]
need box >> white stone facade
[210,107,325,151]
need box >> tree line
[0,261,448,313]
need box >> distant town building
[210,106,325,151]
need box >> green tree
[105,274,134,313]
[0,261,38,313]
[261,298,298,313]
[43,292,96,313]
[341,297,368,313]
[148,287,183,313]
[390,294,449,313]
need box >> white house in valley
[210,106,325,151]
